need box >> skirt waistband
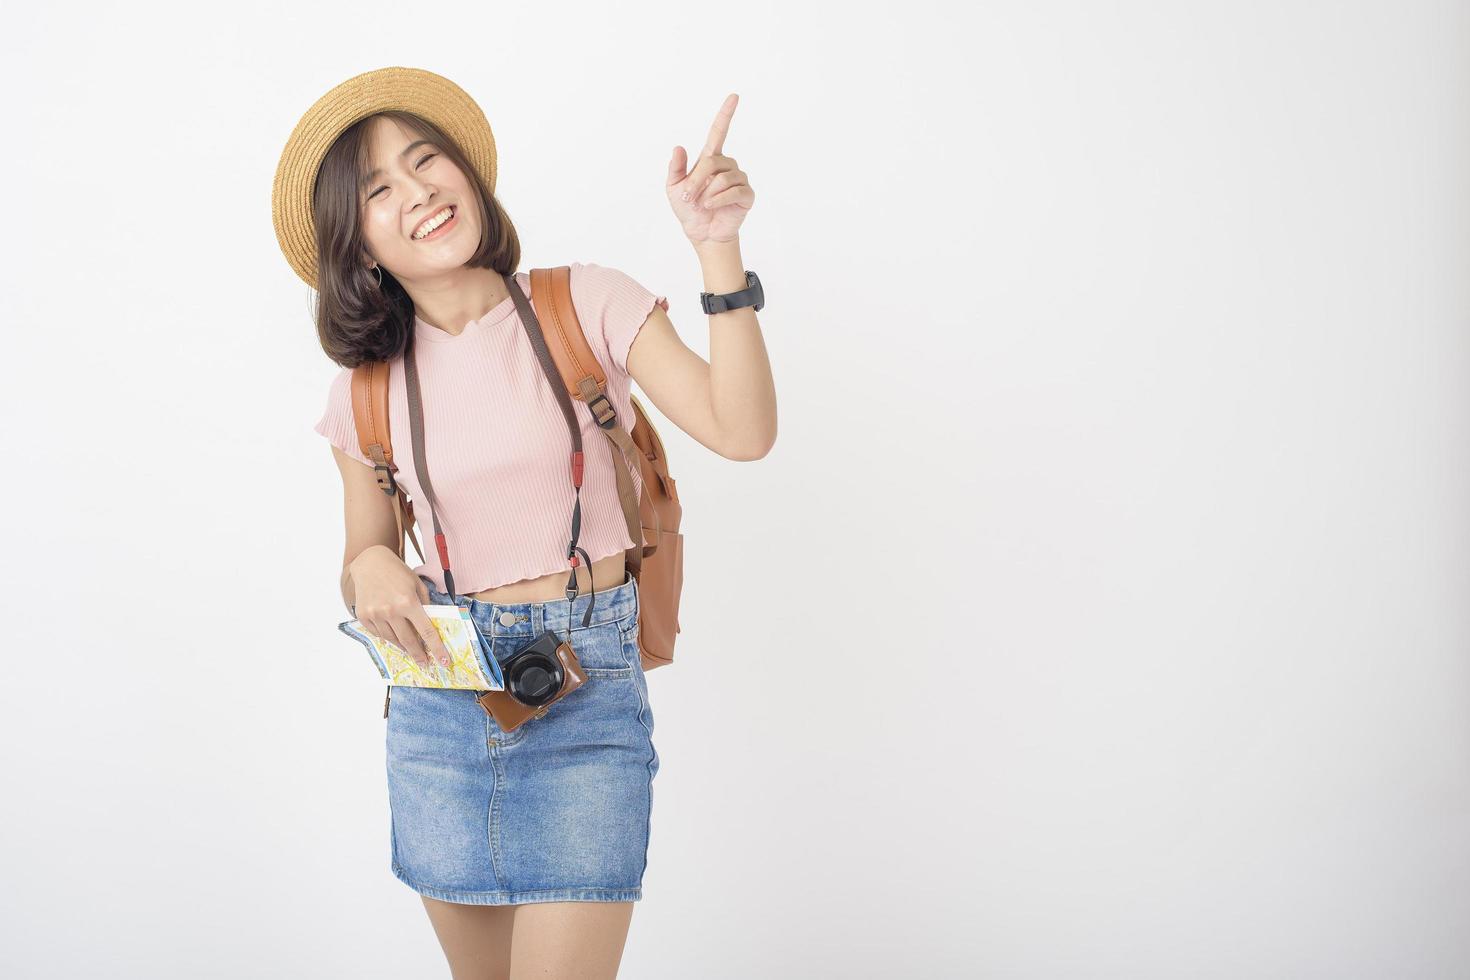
[419,571,638,637]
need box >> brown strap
[350,362,426,567]
[403,340,455,595]
[404,270,601,607]
[509,273,604,616]
[528,267,608,395]
[529,267,649,564]
[350,361,393,481]
[394,494,427,567]
[581,377,653,568]
[349,266,651,585]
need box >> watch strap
[701,270,762,314]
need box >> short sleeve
[571,261,668,376]
[312,366,373,466]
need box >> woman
[271,67,775,978]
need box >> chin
[403,234,477,274]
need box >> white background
[1,1,1466,977]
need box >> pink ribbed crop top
[313,261,669,594]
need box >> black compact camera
[477,629,588,732]
[502,630,573,706]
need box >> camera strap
[402,271,600,630]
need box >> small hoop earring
[370,265,383,288]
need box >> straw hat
[271,66,498,290]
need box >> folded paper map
[338,605,504,690]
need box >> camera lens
[520,665,555,699]
[507,651,564,706]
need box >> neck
[408,267,513,337]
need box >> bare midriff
[464,551,627,605]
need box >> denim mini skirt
[385,570,660,906]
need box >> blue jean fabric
[385,570,660,905]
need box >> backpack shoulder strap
[349,362,394,475]
[527,267,610,410]
[348,361,425,566]
[528,266,648,557]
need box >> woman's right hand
[349,546,454,669]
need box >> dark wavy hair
[311,110,521,367]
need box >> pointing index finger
[702,93,739,157]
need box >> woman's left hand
[667,93,756,248]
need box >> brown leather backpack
[347,266,683,671]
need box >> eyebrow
[361,139,436,189]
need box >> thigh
[421,896,515,980]
[492,617,655,899]
[509,901,634,979]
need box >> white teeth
[413,206,455,239]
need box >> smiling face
[357,115,483,284]
[311,111,521,367]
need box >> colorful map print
[338,605,504,690]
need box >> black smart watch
[700,270,764,314]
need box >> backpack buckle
[374,463,398,494]
[588,392,618,430]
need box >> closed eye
[366,152,439,201]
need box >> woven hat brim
[271,66,498,290]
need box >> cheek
[363,210,400,250]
